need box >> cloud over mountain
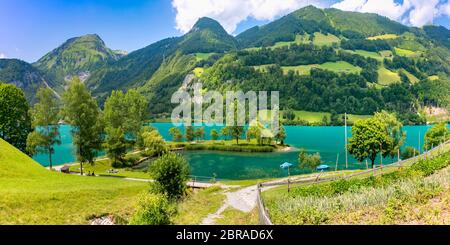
[172,0,327,33]
[0,53,7,59]
[172,0,450,34]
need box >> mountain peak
[190,17,228,34]
[67,34,105,46]
[34,33,121,89]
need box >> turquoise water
[33,124,443,180]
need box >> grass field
[253,64,277,72]
[262,146,450,224]
[282,61,361,75]
[289,110,371,124]
[272,34,310,49]
[193,67,205,78]
[394,47,419,58]
[194,53,215,61]
[379,50,394,60]
[378,66,401,85]
[0,139,147,224]
[429,75,440,81]
[69,156,151,180]
[367,34,399,40]
[348,50,383,61]
[313,32,340,46]
[174,186,225,225]
[401,69,420,84]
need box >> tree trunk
[236,138,239,145]
[80,162,84,176]
[48,149,53,171]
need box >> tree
[374,111,406,161]
[401,146,417,160]
[348,118,393,168]
[185,126,194,142]
[194,127,205,141]
[61,77,103,175]
[298,148,322,170]
[0,83,32,153]
[103,127,128,167]
[424,123,449,150]
[124,89,148,144]
[129,193,175,225]
[210,129,219,141]
[275,125,287,145]
[283,109,296,121]
[142,129,167,157]
[169,127,183,142]
[220,127,231,140]
[148,153,190,200]
[103,90,128,166]
[26,87,61,169]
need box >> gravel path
[201,185,276,225]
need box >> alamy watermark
[171,83,280,134]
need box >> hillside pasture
[313,32,340,46]
[378,66,401,85]
[281,61,361,75]
[0,139,147,224]
[367,34,399,40]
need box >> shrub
[148,153,190,200]
[401,146,417,160]
[288,151,450,198]
[129,193,175,225]
[185,144,275,153]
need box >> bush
[185,144,275,153]
[288,151,450,198]
[129,193,175,225]
[401,146,417,160]
[148,153,190,200]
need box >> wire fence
[256,139,450,225]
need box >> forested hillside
[2,5,449,124]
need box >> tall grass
[264,151,450,224]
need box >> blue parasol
[280,162,293,169]
[316,164,330,171]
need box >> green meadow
[0,138,148,224]
[281,61,361,75]
[378,66,401,86]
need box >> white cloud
[172,0,450,34]
[0,53,7,59]
[332,0,445,27]
[171,0,327,34]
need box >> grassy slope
[378,66,401,85]
[263,145,450,225]
[260,109,371,124]
[281,61,361,75]
[0,139,147,224]
[367,34,399,40]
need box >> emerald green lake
[33,123,445,180]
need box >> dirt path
[201,184,279,225]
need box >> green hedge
[289,151,450,198]
[184,144,275,153]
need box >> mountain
[86,37,182,102]
[34,34,122,92]
[6,6,449,124]
[86,17,237,108]
[236,6,409,48]
[0,59,59,103]
[178,17,238,54]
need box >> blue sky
[1,0,450,62]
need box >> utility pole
[418,131,421,155]
[344,112,348,169]
[335,153,339,171]
[380,143,383,170]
